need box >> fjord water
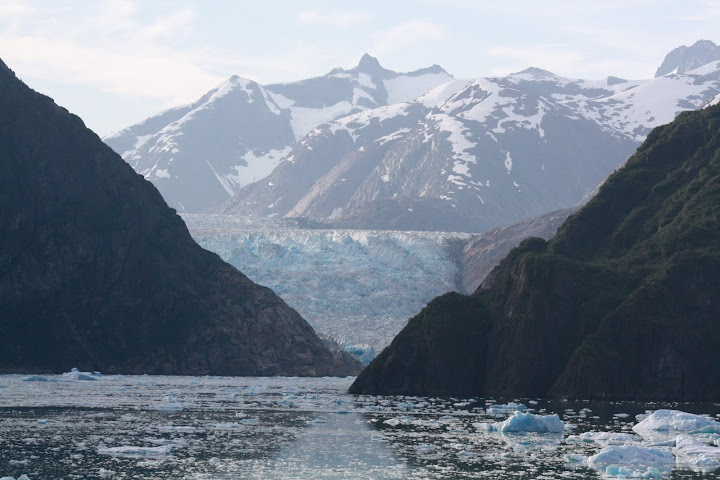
[1,375,718,479]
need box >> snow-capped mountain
[104,54,452,213]
[655,39,720,77]
[224,61,720,233]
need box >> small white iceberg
[22,375,52,382]
[98,445,173,458]
[495,412,564,433]
[633,410,720,443]
[159,426,199,433]
[152,403,183,412]
[673,434,720,473]
[62,368,98,381]
[588,445,674,478]
[567,431,641,446]
[486,402,527,414]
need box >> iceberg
[495,412,564,433]
[673,434,720,473]
[486,402,527,414]
[98,445,173,458]
[153,403,183,412]
[633,410,720,443]
[62,368,98,381]
[22,375,52,382]
[475,412,564,433]
[587,445,674,478]
[567,431,641,446]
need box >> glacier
[184,214,470,352]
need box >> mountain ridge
[0,57,359,377]
[104,55,453,213]
[349,102,720,400]
[224,60,720,233]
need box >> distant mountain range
[104,54,452,213]
[107,43,720,233]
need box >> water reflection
[1,375,719,479]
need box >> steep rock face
[227,62,720,233]
[350,103,720,401]
[655,40,720,77]
[460,208,576,293]
[104,55,452,214]
[0,59,360,376]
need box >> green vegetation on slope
[350,105,720,401]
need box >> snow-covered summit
[104,55,452,213]
[225,58,720,233]
[655,39,720,77]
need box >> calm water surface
[0,374,718,479]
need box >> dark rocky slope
[0,59,360,376]
[350,103,720,401]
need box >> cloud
[0,0,36,16]
[370,20,444,56]
[298,10,371,27]
[0,0,222,107]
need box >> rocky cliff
[0,58,360,376]
[350,103,720,401]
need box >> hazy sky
[2,0,719,136]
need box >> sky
[1,0,719,137]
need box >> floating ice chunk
[472,422,496,431]
[588,445,673,478]
[674,434,720,473]
[566,453,589,469]
[98,445,173,458]
[486,402,527,414]
[62,368,98,381]
[495,412,564,433]
[98,468,116,478]
[159,426,199,433]
[633,410,720,443]
[22,375,52,382]
[152,403,183,412]
[567,431,641,446]
[384,418,402,427]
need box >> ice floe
[673,434,720,472]
[486,402,527,414]
[152,403,183,412]
[62,368,98,381]
[633,409,720,443]
[495,412,564,433]
[587,445,674,478]
[22,375,52,382]
[566,431,642,446]
[98,445,173,458]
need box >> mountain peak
[655,39,720,77]
[356,53,384,73]
[513,67,558,78]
